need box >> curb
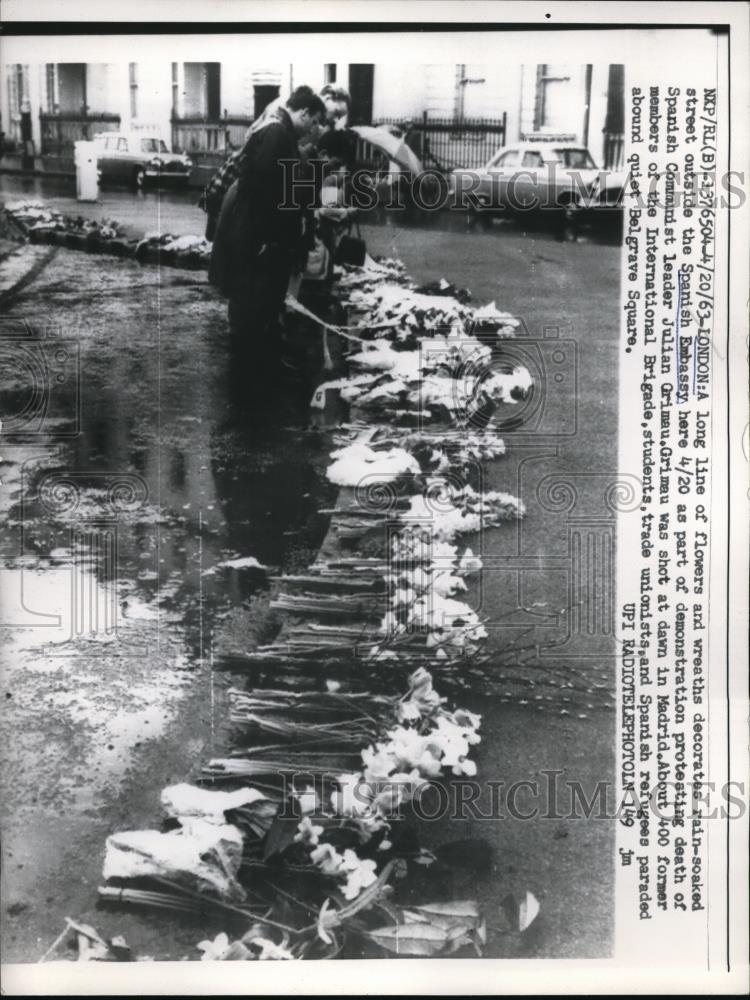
[23,224,209,271]
[0,166,75,180]
[1,165,213,189]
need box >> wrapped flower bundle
[6,199,124,240]
[98,671,485,959]
[135,231,212,263]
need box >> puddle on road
[1,313,338,813]
[0,369,337,959]
[1,563,191,810]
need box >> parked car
[450,142,627,228]
[93,132,192,189]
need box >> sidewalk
[1,172,208,241]
[0,152,73,177]
[0,151,218,189]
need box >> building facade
[2,56,625,169]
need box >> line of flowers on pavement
[5,199,213,268]
[34,234,540,961]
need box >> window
[205,63,221,120]
[348,64,374,125]
[324,64,337,84]
[117,137,128,152]
[171,62,179,115]
[546,148,596,169]
[534,64,573,131]
[45,64,56,112]
[521,151,543,167]
[140,138,168,153]
[129,63,138,120]
[105,136,118,150]
[490,150,519,168]
[253,85,280,119]
[7,64,28,116]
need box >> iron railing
[371,113,507,173]
[39,111,121,155]
[170,114,254,155]
[169,112,509,173]
[602,131,625,170]
[6,116,22,146]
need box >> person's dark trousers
[226,250,291,414]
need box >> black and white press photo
[0,3,747,996]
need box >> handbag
[303,236,330,281]
[334,221,366,267]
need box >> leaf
[76,937,108,961]
[399,908,431,925]
[366,898,485,956]
[64,919,132,962]
[444,923,476,954]
[262,815,301,861]
[228,800,279,840]
[518,891,540,932]
[66,919,107,946]
[401,901,480,933]
[499,890,540,932]
[367,898,484,957]
[407,900,480,921]
[366,922,450,956]
[317,899,335,946]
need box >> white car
[451,142,627,224]
[93,132,192,189]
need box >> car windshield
[546,148,597,169]
[140,138,169,153]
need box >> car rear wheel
[466,204,493,231]
[561,198,582,242]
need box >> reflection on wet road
[0,245,338,958]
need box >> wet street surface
[1,210,619,960]
[1,247,340,959]
[0,173,208,242]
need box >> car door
[541,148,574,207]
[114,136,131,184]
[515,149,545,210]
[98,135,118,185]
[484,148,520,209]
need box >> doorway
[253,84,280,119]
[206,63,221,121]
[348,64,374,125]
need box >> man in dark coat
[200,85,351,241]
[209,86,326,399]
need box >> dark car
[94,132,192,190]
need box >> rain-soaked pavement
[0,172,208,241]
[0,243,342,959]
[1,206,619,961]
